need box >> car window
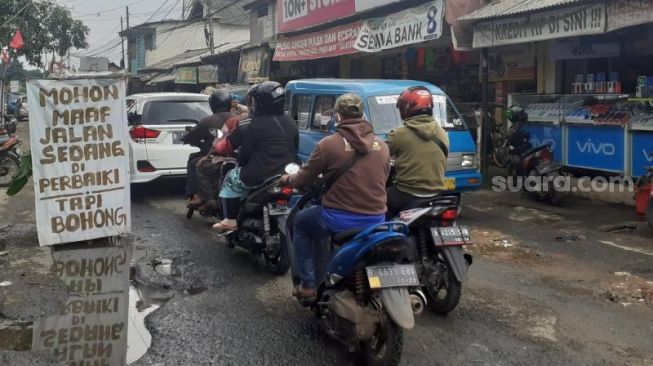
[291,95,312,130]
[141,100,211,124]
[367,95,467,133]
[311,95,337,132]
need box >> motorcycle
[391,194,473,315]
[506,128,564,205]
[0,122,21,188]
[222,165,296,275]
[282,170,421,366]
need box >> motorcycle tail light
[441,209,458,221]
[281,186,294,196]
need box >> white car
[126,93,211,184]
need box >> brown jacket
[289,119,390,215]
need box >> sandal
[211,221,238,233]
[292,286,317,302]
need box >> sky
[54,0,186,64]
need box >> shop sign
[631,132,653,177]
[27,78,131,246]
[521,123,563,161]
[238,46,271,83]
[606,0,653,32]
[175,66,198,84]
[273,21,363,62]
[567,124,625,172]
[487,44,535,82]
[355,0,444,53]
[197,65,219,84]
[552,39,620,60]
[473,3,605,48]
[277,0,400,33]
[32,246,130,365]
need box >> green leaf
[6,154,32,196]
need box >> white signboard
[32,246,130,365]
[355,0,444,53]
[473,3,605,48]
[606,0,653,32]
[27,78,131,246]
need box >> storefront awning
[147,72,175,85]
[461,0,653,49]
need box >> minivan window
[367,95,467,133]
[141,100,211,124]
[291,95,312,130]
[311,95,337,131]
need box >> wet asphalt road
[129,179,653,366]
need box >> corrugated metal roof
[147,72,176,85]
[458,0,586,22]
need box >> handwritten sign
[27,78,131,246]
[32,245,130,366]
[473,4,605,48]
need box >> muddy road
[125,179,653,366]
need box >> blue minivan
[285,79,481,191]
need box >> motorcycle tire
[0,153,20,188]
[492,143,509,168]
[360,313,403,366]
[425,266,462,315]
[262,233,291,275]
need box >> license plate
[366,264,419,289]
[444,178,456,191]
[172,131,185,144]
[430,226,473,247]
[268,203,290,216]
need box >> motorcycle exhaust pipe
[409,290,427,315]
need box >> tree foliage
[0,0,89,66]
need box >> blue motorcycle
[280,189,424,366]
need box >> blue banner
[521,123,563,162]
[567,124,625,172]
[631,131,653,177]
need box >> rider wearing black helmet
[213,81,299,232]
[183,89,239,207]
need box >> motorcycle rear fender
[439,246,469,283]
[326,223,409,278]
[380,287,414,330]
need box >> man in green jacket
[386,86,449,218]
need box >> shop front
[464,0,653,177]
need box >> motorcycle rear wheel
[425,266,462,315]
[360,313,403,366]
[0,153,19,187]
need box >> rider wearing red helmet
[387,86,450,218]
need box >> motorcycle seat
[332,228,364,245]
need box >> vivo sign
[278,0,400,32]
[576,139,616,156]
[531,137,556,150]
[645,149,653,163]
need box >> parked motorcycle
[392,194,473,315]
[0,122,21,187]
[282,173,420,366]
[503,106,564,204]
[222,164,296,275]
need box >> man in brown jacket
[280,93,391,299]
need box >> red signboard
[277,0,356,33]
[273,21,363,61]
[277,0,402,33]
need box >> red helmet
[396,86,433,120]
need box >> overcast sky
[54,0,185,63]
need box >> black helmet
[209,89,232,113]
[247,81,285,115]
[506,105,528,124]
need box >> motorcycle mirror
[284,163,300,175]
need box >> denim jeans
[293,205,330,289]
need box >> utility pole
[120,17,126,70]
[126,6,130,72]
[205,0,215,54]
